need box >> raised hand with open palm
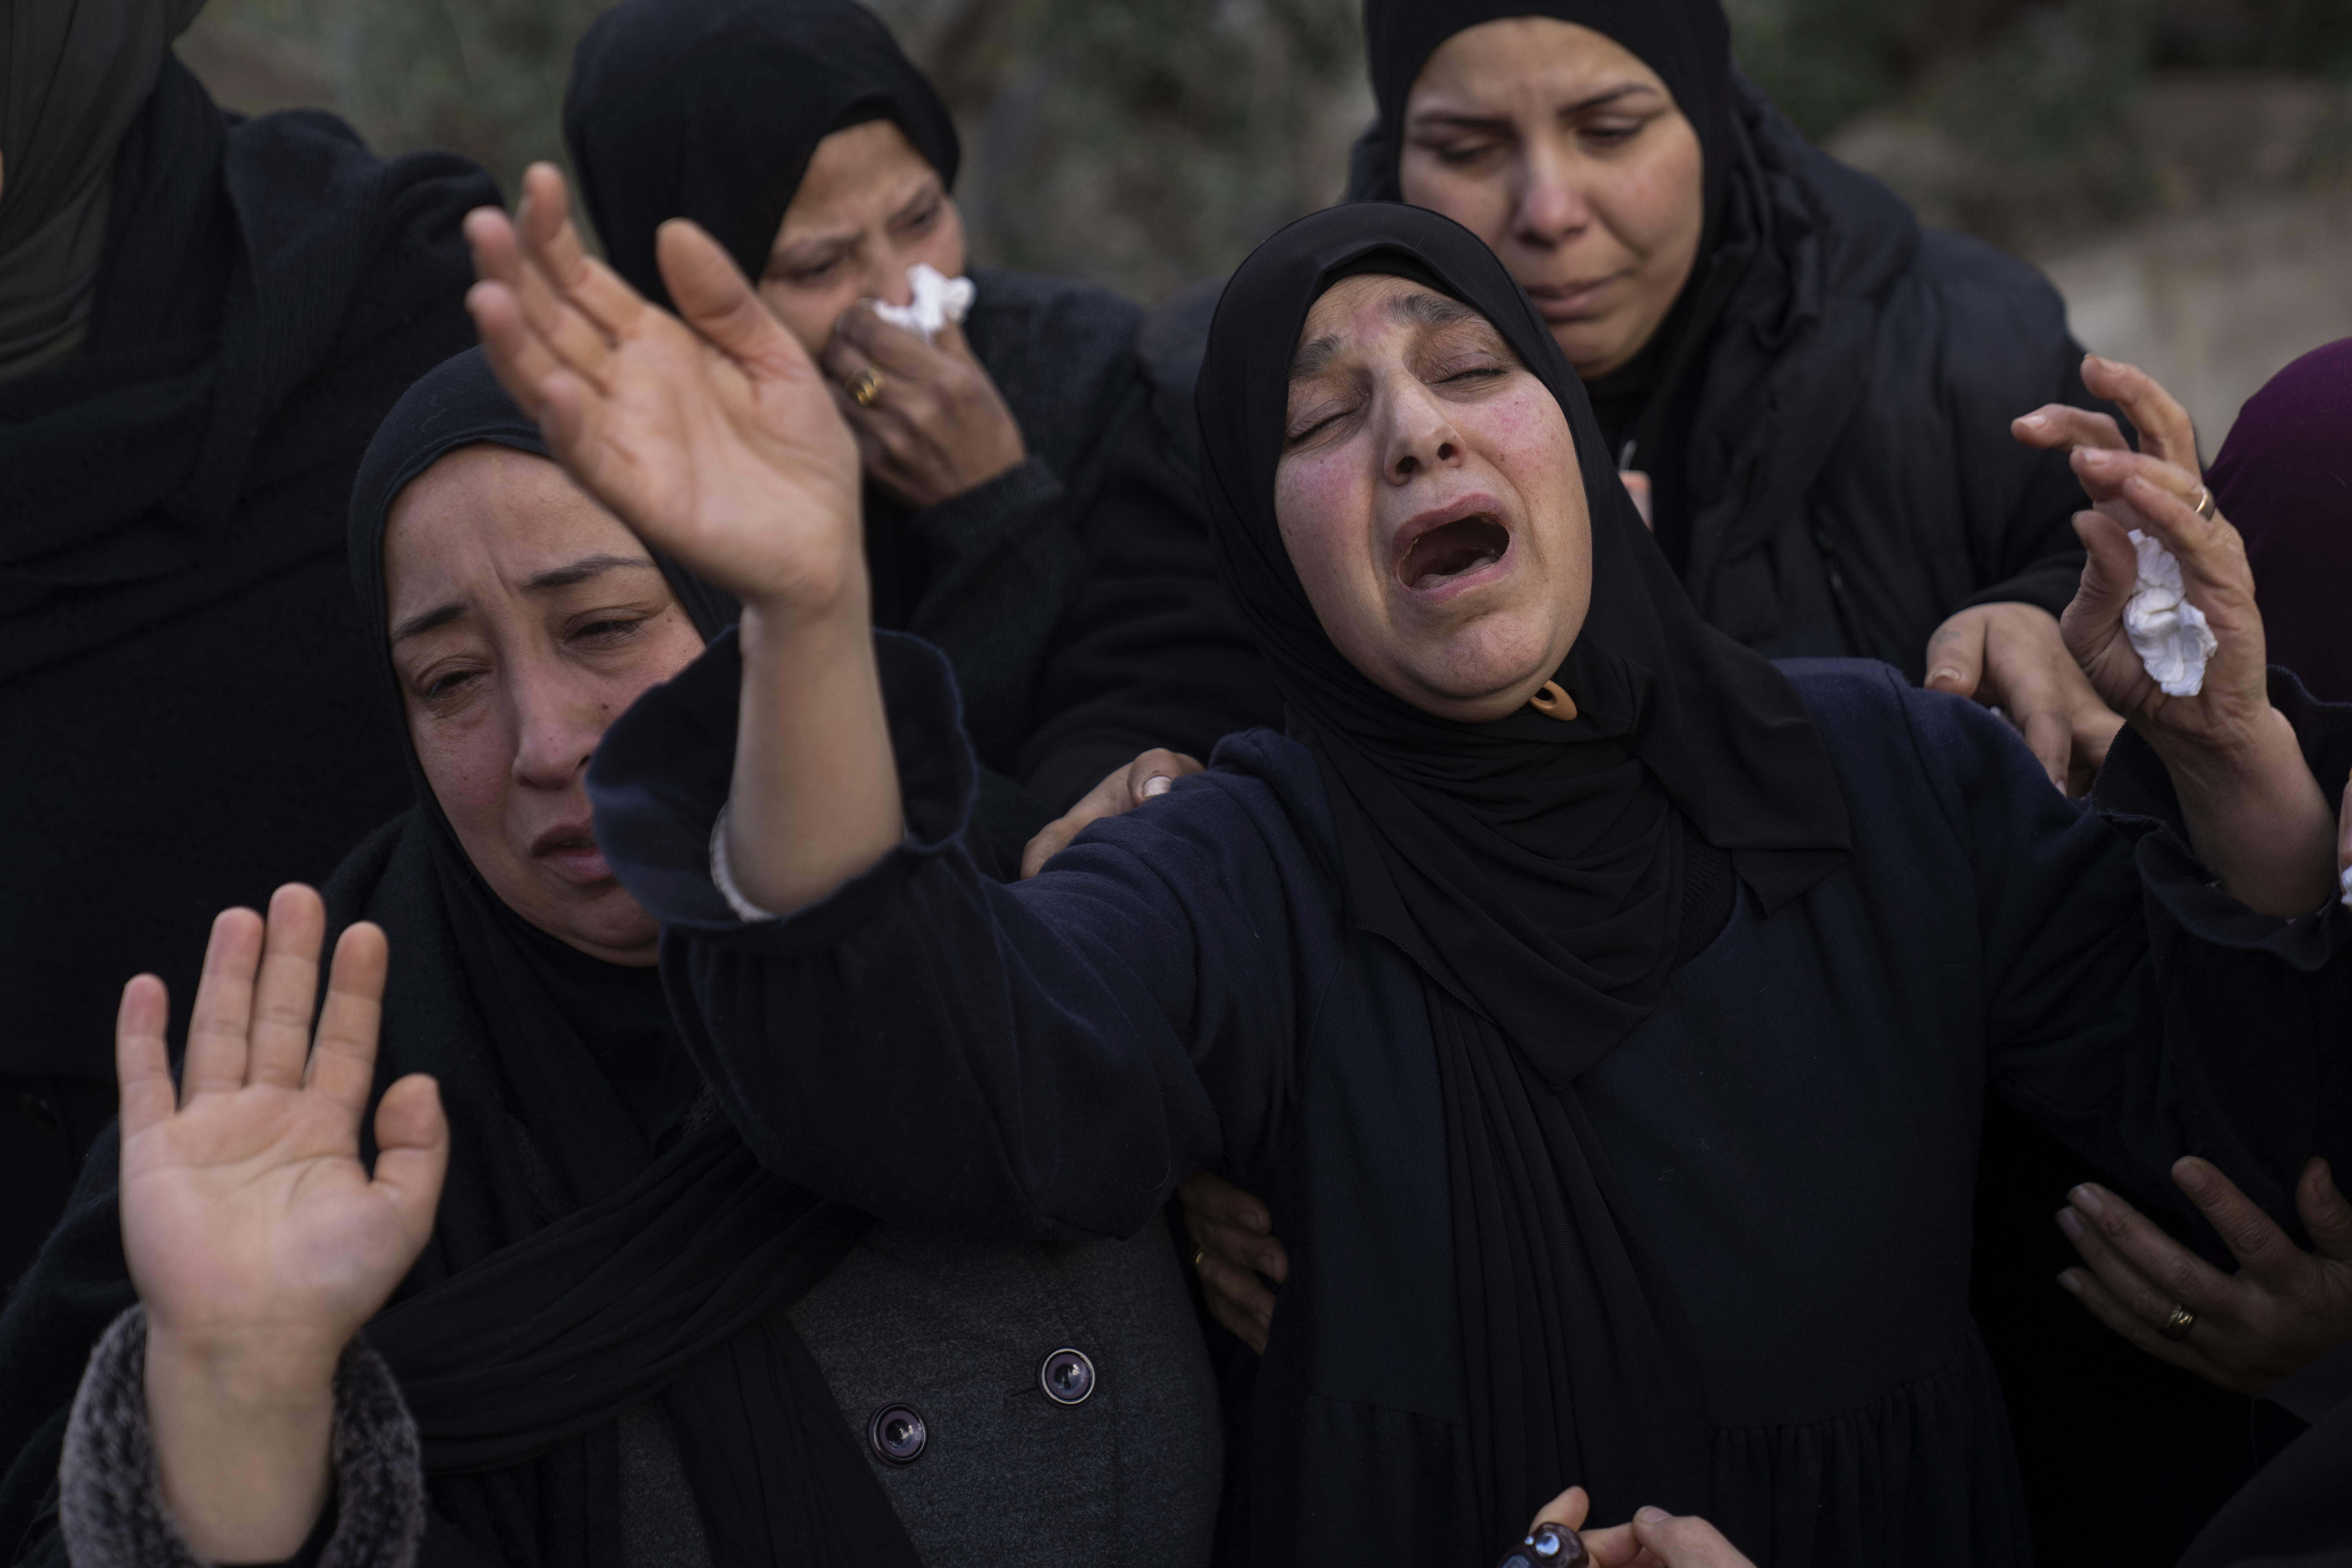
[463,163,864,617]
[120,885,444,1563]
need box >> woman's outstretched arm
[466,163,899,916]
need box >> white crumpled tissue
[869,262,975,344]
[2122,528,2218,698]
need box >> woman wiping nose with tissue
[562,0,1285,865]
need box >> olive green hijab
[0,0,206,381]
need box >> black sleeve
[590,630,1325,1241]
[900,455,1085,775]
[1013,346,1284,815]
[1954,331,2118,621]
[1932,667,2352,1238]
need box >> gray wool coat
[59,1216,1220,1568]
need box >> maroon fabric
[2207,338,2352,701]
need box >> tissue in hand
[869,263,975,343]
[2122,528,2218,697]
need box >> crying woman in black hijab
[471,169,2352,1561]
[1203,2,2133,797]
[563,0,1280,837]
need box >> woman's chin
[514,876,661,962]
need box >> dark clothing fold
[0,0,207,379]
[0,58,496,1261]
[2207,336,2352,704]
[587,626,2352,1566]
[2177,1342,2352,1568]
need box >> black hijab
[563,0,960,310]
[1193,203,1848,1539]
[338,348,918,1568]
[1349,1,1731,226]
[0,0,205,380]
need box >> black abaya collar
[1194,202,1847,1541]
[562,0,960,310]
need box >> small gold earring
[1529,679,1577,721]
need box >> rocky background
[180,0,2352,445]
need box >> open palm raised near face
[464,164,865,617]
[116,886,445,1366]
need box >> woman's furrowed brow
[1289,333,1346,382]
[521,553,659,592]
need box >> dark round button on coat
[1039,1347,1096,1405]
[867,1403,927,1464]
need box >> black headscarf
[1193,203,1848,1539]
[563,0,960,310]
[0,0,205,381]
[337,348,918,1568]
[1350,1,1731,227]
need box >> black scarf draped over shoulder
[1192,204,1849,1539]
[561,0,961,310]
[334,348,919,1568]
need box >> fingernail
[1141,775,1172,798]
[1928,667,1961,686]
[2058,1270,2083,1295]
[2056,1208,2083,1238]
[2022,412,2047,428]
[2176,1160,2209,1194]
[2069,1184,2105,1216]
[1637,1507,1671,1524]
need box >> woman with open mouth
[25,183,2347,1566]
[443,176,2352,1564]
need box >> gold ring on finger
[845,367,886,409]
[2190,485,2216,522]
[2160,1301,2197,1341]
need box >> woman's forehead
[1292,274,1495,377]
[384,446,640,597]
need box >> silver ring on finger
[2189,485,2216,522]
[2160,1301,2198,1341]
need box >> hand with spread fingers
[1020,749,1206,879]
[2057,1156,2352,1395]
[1923,601,2120,797]
[1933,351,2211,799]
[463,163,862,616]
[1174,1168,1287,1354]
[122,886,445,1563]
[821,304,1025,509]
[2036,352,2336,915]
